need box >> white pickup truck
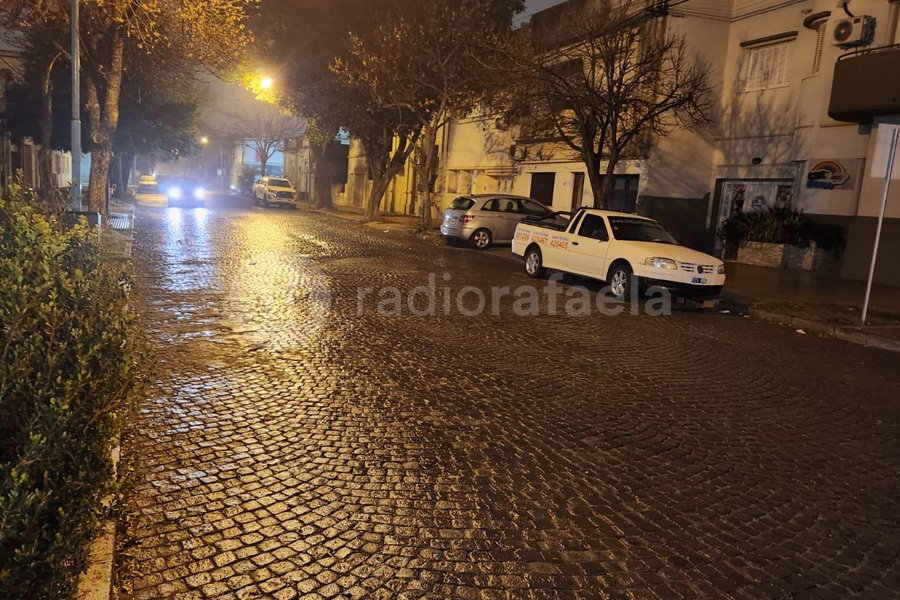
[512,208,726,300]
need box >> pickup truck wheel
[470,228,492,250]
[524,247,545,278]
[608,263,634,300]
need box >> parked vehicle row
[443,194,725,301]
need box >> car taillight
[459,215,474,223]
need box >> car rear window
[449,197,475,210]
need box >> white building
[333,0,900,284]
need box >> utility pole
[70,0,81,211]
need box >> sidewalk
[721,262,900,352]
[310,206,441,239]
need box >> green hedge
[0,198,144,599]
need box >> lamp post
[70,0,81,211]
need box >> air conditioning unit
[832,16,875,48]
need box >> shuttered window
[745,41,793,91]
[812,24,827,74]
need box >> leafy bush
[720,206,845,254]
[0,197,144,599]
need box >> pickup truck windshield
[268,179,291,187]
[608,217,678,244]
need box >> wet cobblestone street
[121,196,900,599]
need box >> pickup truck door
[566,213,611,279]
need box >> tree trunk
[84,30,125,214]
[310,144,333,209]
[38,54,62,197]
[361,131,419,221]
[417,125,439,230]
[113,154,126,198]
[117,153,135,198]
[365,173,391,221]
[584,149,605,209]
[600,151,618,209]
[88,143,111,213]
[260,154,268,177]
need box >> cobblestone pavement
[121,196,900,599]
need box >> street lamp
[200,136,209,145]
[260,76,274,91]
[70,0,81,211]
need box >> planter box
[737,242,841,278]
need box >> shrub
[0,197,144,599]
[720,207,845,255]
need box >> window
[447,171,459,194]
[481,199,499,211]
[578,214,609,241]
[519,199,552,217]
[499,198,517,213]
[458,170,472,195]
[449,197,474,211]
[745,41,793,91]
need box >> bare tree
[499,0,715,208]
[336,0,505,227]
[226,99,305,178]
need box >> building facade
[335,0,900,285]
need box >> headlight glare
[194,188,206,199]
[644,257,678,270]
[168,187,182,199]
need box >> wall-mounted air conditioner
[832,16,875,48]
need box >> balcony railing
[828,44,900,123]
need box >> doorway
[571,172,585,211]
[529,172,556,206]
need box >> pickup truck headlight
[644,257,678,270]
[717,263,725,274]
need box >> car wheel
[469,228,492,250]
[607,262,634,300]
[524,246,545,278]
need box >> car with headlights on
[441,194,562,249]
[161,177,207,208]
[252,177,297,208]
[512,208,725,301]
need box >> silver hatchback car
[441,194,557,249]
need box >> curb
[748,307,900,353]
[77,201,134,600]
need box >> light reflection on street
[154,204,331,353]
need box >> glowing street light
[260,76,274,91]
[200,136,209,145]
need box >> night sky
[515,0,567,25]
